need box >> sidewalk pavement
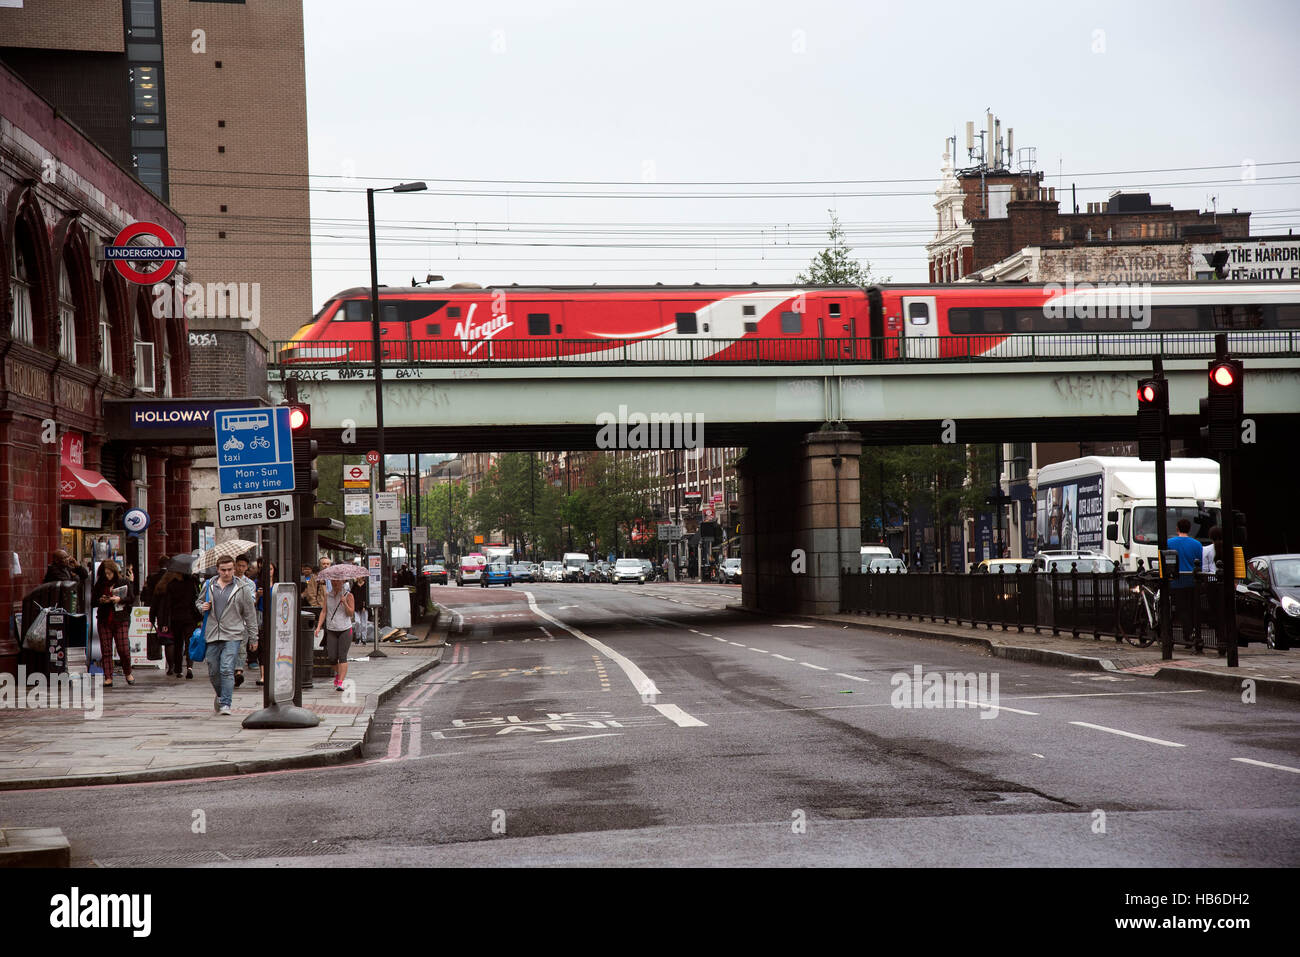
[0,614,450,792]
[738,605,1300,702]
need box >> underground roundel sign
[104,222,186,284]
[122,508,150,535]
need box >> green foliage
[796,210,889,286]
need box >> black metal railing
[270,329,1300,370]
[841,567,1227,650]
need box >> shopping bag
[22,605,50,652]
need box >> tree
[796,210,888,285]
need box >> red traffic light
[288,406,309,430]
[1209,363,1237,389]
[1138,383,1157,403]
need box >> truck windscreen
[1132,507,1221,545]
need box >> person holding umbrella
[313,562,360,691]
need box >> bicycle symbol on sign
[249,435,271,450]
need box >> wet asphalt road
[3,580,1298,867]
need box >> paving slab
[0,618,441,789]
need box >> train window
[742,305,756,316]
[527,313,551,335]
[382,304,399,324]
[829,303,841,318]
[780,311,802,334]
[743,321,759,334]
[340,301,368,322]
[948,309,972,334]
[1085,313,1132,331]
[447,307,461,318]
[982,310,1007,333]
[1012,308,1042,332]
[1276,305,1300,328]
[1151,306,1199,330]
[676,312,698,334]
[1213,304,1264,330]
[908,302,930,325]
[425,324,441,336]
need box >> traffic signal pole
[1137,358,1173,659]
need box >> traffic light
[288,403,318,503]
[1135,376,1169,462]
[1199,359,1244,453]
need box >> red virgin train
[281,281,1300,364]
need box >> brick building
[2,63,195,675]
[0,0,312,343]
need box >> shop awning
[317,535,364,555]
[59,463,128,503]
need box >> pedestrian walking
[150,569,200,677]
[232,553,257,688]
[92,560,136,687]
[1167,517,1205,653]
[196,556,258,715]
[314,577,355,690]
[1202,526,1222,578]
[351,573,371,644]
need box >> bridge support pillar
[739,430,861,616]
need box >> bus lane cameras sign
[215,407,295,495]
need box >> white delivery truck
[562,552,590,582]
[1034,456,1221,571]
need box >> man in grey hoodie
[196,556,258,715]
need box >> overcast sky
[300,0,1300,309]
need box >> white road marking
[728,641,746,647]
[1231,757,1300,774]
[524,591,661,699]
[1032,753,1044,758]
[1069,721,1185,748]
[542,733,623,744]
[949,698,1039,716]
[1015,690,1204,700]
[771,654,795,661]
[749,648,769,654]
[653,703,709,728]
[774,624,814,629]
[835,673,868,682]
[800,662,828,671]
[712,636,728,642]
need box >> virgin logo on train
[455,303,513,355]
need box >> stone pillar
[738,429,862,616]
[147,454,168,563]
[796,431,862,615]
[166,457,193,558]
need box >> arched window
[99,285,113,374]
[133,309,156,392]
[58,261,77,362]
[10,243,33,344]
[161,322,173,396]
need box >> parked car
[974,559,1033,575]
[1236,554,1300,650]
[638,559,657,582]
[581,561,598,582]
[509,562,533,582]
[422,563,448,585]
[613,558,647,583]
[541,561,563,582]
[718,557,742,583]
[480,561,513,588]
[867,558,906,574]
[457,553,486,586]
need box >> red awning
[59,463,128,503]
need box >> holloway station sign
[103,397,272,445]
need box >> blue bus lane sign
[216,407,295,495]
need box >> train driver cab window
[340,301,369,322]
[527,313,551,335]
[828,303,841,318]
[676,312,698,334]
[908,302,930,326]
[780,311,802,334]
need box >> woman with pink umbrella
[313,562,361,690]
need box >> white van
[562,552,590,582]
[860,545,893,571]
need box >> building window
[99,288,113,375]
[161,325,173,396]
[58,262,77,362]
[10,244,34,344]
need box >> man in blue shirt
[1167,518,1204,652]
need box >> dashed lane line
[1231,757,1300,774]
[749,648,769,654]
[800,662,829,671]
[835,673,868,682]
[728,641,746,647]
[771,654,795,661]
[949,699,1039,716]
[1069,721,1185,748]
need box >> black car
[1236,554,1300,650]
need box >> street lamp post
[368,180,426,639]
